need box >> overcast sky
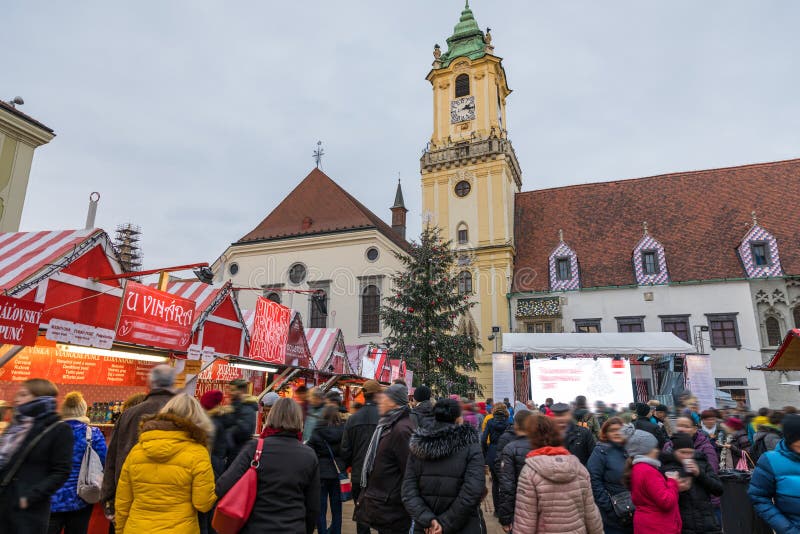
[5,1,800,273]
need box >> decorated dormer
[738,212,783,278]
[549,230,580,291]
[633,222,669,285]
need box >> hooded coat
[340,400,379,483]
[307,423,345,481]
[411,400,436,431]
[513,447,604,534]
[207,405,234,478]
[630,460,681,534]
[749,440,800,533]
[114,413,216,534]
[481,412,510,467]
[661,451,723,534]
[227,395,259,463]
[401,423,486,534]
[497,433,532,527]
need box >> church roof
[438,2,487,68]
[513,158,800,292]
[235,168,409,250]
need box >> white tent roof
[502,332,696,355]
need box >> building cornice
[0,109,55,147]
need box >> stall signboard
[115,281,196,351]
[492,353,515,403]
[46,318,114,349]
[249,297,291,364]
[1,343,152,386]
[0,296,44,347]
[529,357,634,408]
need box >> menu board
[0,343,154,386]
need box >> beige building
[0,100,55,232]
[212,168,409,347]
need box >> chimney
[391,179,408,240]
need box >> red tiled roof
[514,158,800,292]
[236,168,409,250]
[0,100,54,134]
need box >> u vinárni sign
[249,297,291,364]
[115,281,196,351]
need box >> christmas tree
[381,226,482,397]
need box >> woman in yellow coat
[115,394,216,534]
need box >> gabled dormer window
[633,229,669,285]
[549,237,580,291]
[738,219,783,278]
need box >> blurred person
[355,384,416,534]
[308,405,346,534]
[574,395,600,436]
[485,398,494,414]
[722,416,751,468]
[587,417,632,534]
[114,394,215,533]
[120,392,147,413]
[550,402,595,465]
[226,378,259,463]
[402,398,486,533]
[0,399,12,433]
[513,414,603,534]
[497,409,534,530]
[0,379,73,534]
[660,432,723,534]
[101,364,176,522]
[503,397,514,418]
[462,399,480,429]
[216,397,319,533]
[752,410,784,463]
[623,429,682,534]
[749,407,771,441]
[302,388,326,443]
[259,391,280,430]
[666,416,719,473]
[481,403,510,513]
[749,413,800,533]
[294,384,309,415]
[410,385,435,430]
[200,390,232,478]
[633,402,667,449]
[50,391,108,534]
[341,380,381,534]
[350,401,364,415]
[682,397,701,426]
[700,409,725,457]
[653,404,673,436]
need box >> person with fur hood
[114,394,216,534]
[402,398,486,534]
[513,414,603,534]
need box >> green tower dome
[438,1,487,68]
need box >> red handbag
[212,438,264,534]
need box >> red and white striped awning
[306,328,342,369]
[155,280,222,316]
[0,229,102,291]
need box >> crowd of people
[1,369,800,534]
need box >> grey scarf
[361,406,408,487]
[632,456,662,469]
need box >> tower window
[766,316,782,346]
[310,290,328,328]
[454,180,471,197]
[642,251,659,275]
[360,285,380,334]
[556,258,572,281]
[751,242,770,266]
[455,74,470,97]
[457,225,468,244]
[458,271,473,294]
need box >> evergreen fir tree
[381,226,482,396]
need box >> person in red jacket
[623,429,684,534]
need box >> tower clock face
[450,96,476,124]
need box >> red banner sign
[0,296,44,347]
[249,297,291,364]
[115,281,196,351]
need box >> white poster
[685,354,717,410]
[493,353,515,402]
[529,358,634,408]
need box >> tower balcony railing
[420,133,522,187]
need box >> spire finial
[465,0,469,7]
[558,229,564,242]
[751,210,758,227]
[313,141,325,168]
[643,221,649,236]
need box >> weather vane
[313,141,325,168]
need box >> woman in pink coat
[624,429,683,534]
[513,415,603,534]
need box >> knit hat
[670,432,695,451]
[700,409,718,420]
[782,414,800,446]
[384,383,409,406]
[61,391,87,418]
[655,404,669,413]
[260,391,280,407]
[362,380,382,396]
[200,390,224,410]
[635,402,652,418]
[625,429,658,457]
[413,385,431,402]
[724,417,744,431]
[434,398,461,423]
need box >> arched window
[794,307,800,329]
[455,74,470,97]
[766,316,782,346]
[457,223,469,245]
[361,285,380,334]
[458,271,473,294]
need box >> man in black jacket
[410,385,435,430]
[633,402,667,449]
[226,378,259,464]
[341,380,382,534]
[496,409,533,529]
[551,402,595,465]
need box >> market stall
[306,327,349,374]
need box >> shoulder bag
[325,441,352,502]
[610,490,635,526]
[0,420,63,489]
[77,425,104,503]
[212,438,263,534]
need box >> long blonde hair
[161,393,215,447]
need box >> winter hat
[670,432,695,451]
[434,398,461,423]
[476,401,487,415]
[700,409,718,421]
[635,402,652,418]
[414,385,431,402]
[385,383,409,406]
[782,414,800,446]
[200,390,224,410]
[362,380,382,396]
[61,391,87,419]
[724,417,744,431]
[625,429,658,457]
[260,391,280,407]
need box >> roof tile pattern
[514,159,800,291]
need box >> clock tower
[421,2,522,398]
